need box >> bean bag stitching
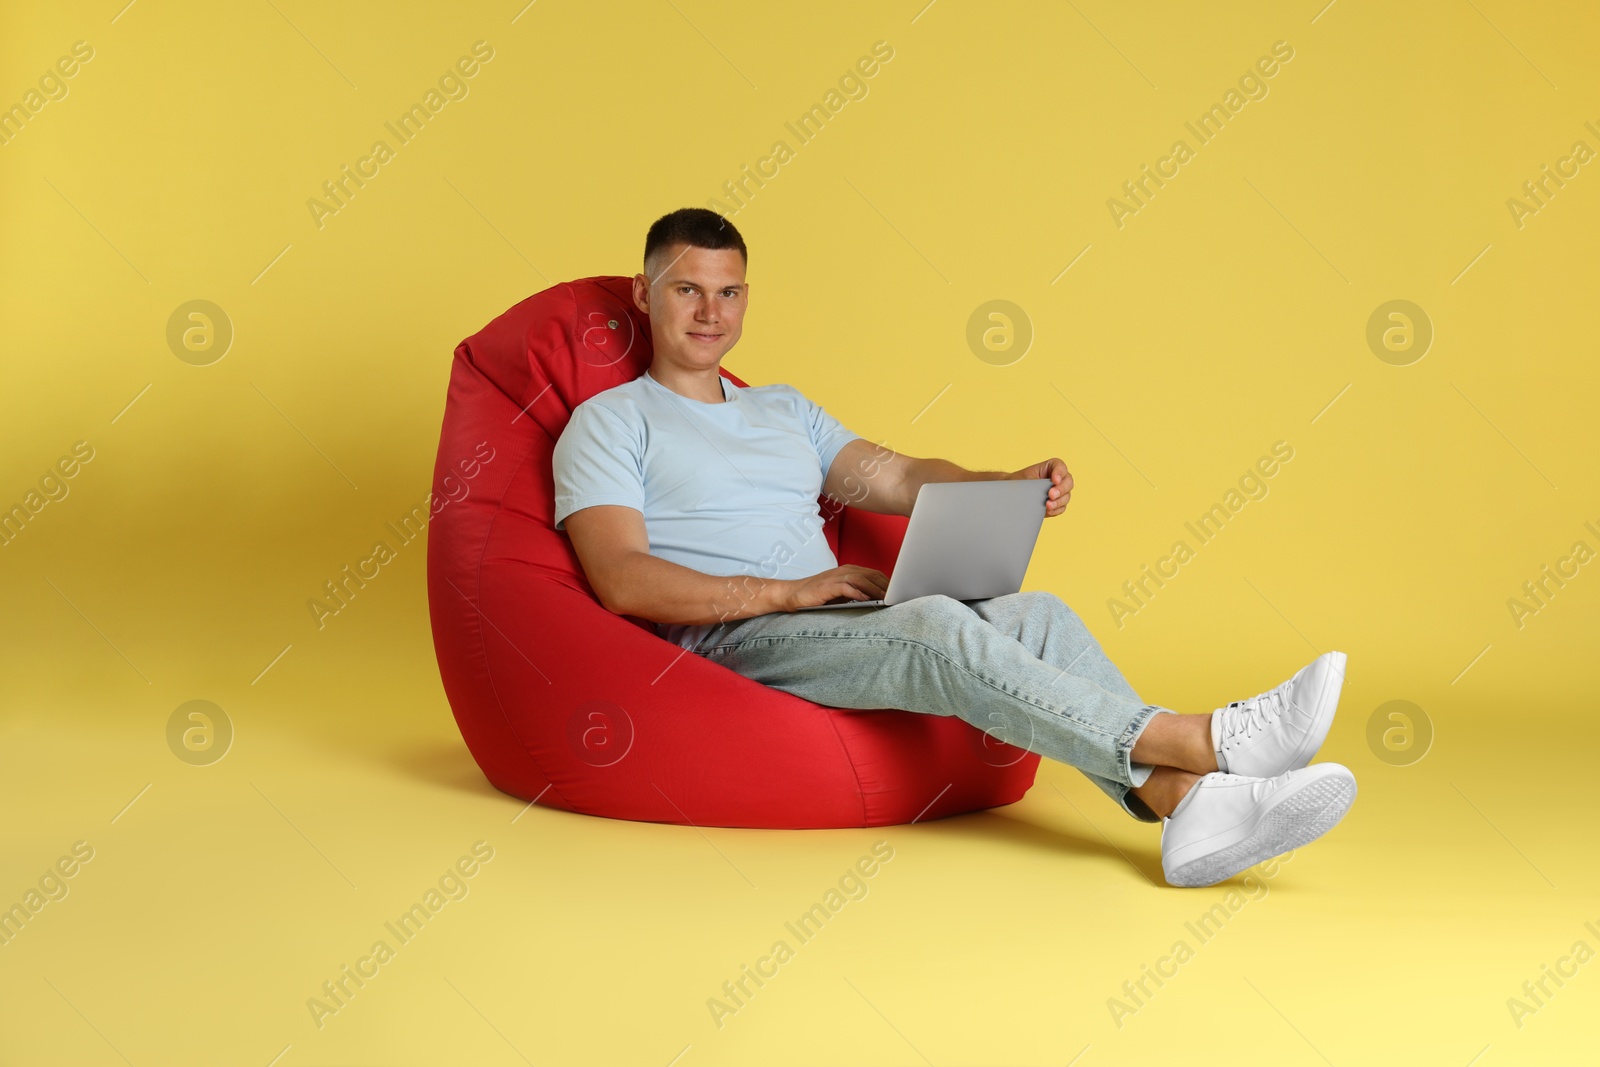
[462,275,602,814]
[618,563,873,821]
[464,406,575,814]
[701,629,871,825]
[817,683,871,825]
[459,275,617,815]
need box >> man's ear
[631,273,651,316]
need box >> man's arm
[823,439,1073,518]
[564,504,796,626]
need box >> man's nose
[695,300,719,323]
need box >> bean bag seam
[815,679,871,826]
[468,410,575,815]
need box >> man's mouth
[688,332,722,343]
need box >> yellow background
[2,0,1596,1063]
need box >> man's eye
[678,286,694,294]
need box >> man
[553,208,1357,888]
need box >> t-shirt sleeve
[551,401,645,531]
[790,386,863,479]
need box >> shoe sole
[1164,767,1357,888]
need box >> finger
[850,570,884,595]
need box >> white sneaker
[1160,763,1357,888]
[1211,651,1347,778]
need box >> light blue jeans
[691,591,1173,821]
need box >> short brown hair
[643,208,747,277]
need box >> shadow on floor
[386,739,506,800]
[362,724,1169,883]
[918,804,1168,886]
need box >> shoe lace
[1219,685,1293,745]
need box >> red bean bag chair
[426,275,1041,828]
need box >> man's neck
[647,361,725,404]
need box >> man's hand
[1009,457,1073,518]
[780,566,890,611]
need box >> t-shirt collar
[645,369,733,404]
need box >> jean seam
[1117,705,1170,783]
[704,630,1124,746]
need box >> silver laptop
[796,478,1053,610]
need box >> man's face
[632,243,748,369]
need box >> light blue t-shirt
[552,369,863,650]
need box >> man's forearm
[605,551,791,626]
[900,457,1009,514]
